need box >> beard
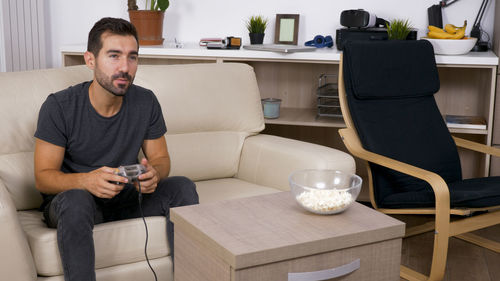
[94,65,135,96]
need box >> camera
[206,36,241,49]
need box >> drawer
[234,239,401,281]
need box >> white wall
[0,0,6,72]
[46,0,495,68]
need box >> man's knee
[159,176,199,205]
[49,189,96,225]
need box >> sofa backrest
[0,63,264,210]
[134,63,264,181]
[0,66,93,210]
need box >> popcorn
[296,188,353,213]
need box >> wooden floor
[392,214,500,281]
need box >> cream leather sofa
[0,63,355,281]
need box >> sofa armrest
[236,134,356,191]
[0,180,37,280]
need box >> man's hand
[83,167,128,198]
[136,158,160,193]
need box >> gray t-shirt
[35,81,167,205]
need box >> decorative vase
[128,10,165,46]
[249,33,265,44]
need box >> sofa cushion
[195,178,281,203]
[35,258,173,281]
[0,152,41,210]
[0,66,92,210]
[133,63,265,134]
[18,211,168,276]
[19,177,280,276]
[237,134,357,191]
[166,132,248,181]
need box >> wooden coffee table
[171,191,405,281]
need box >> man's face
[93,33,139,96]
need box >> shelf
[264,108,345,128]
[265,108,489,135]
[60,44,499,66]
[448,127,488,135]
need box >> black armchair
[338,40,500,280]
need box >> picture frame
[274,14,299,45]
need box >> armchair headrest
[343,40,440,100]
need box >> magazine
[445,115,487,130]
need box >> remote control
[114,164,147,182]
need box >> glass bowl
[289,169,362,215]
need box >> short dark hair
[87,17,139,56]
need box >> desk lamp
[470,0,489,51]
[427,0,490,52]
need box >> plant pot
[249,33,265,44]
[129,10,164,46]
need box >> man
[34,17,198,281]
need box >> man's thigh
[43,189,103,228]
[113,176,198,220]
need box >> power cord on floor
[137,180,158,281]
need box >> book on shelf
[199,38,224,46]
[444,115,487,130]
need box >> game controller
[114,164,147,182]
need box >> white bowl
[289,169,362,215]
[422,37,477,55]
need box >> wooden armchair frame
[338,55,500,281]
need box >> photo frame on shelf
[274,14,299,45]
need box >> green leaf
[149,0,169,11]
[386,19,412,40]
[246,15,268,34]
[157,0,169,11]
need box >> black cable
[137,180,158,281]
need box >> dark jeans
[43,176,199,281]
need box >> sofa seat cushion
[18,211,168,277]
[195,178,281,203]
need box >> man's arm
[34,138,128,198]
[137,135,170,193]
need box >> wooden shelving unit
[61,44,499,199]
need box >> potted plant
[128,0,170,45]
[386,19,413,40]
[246,15,268,45]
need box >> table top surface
[171,191,405,269]
[62,43,499,66]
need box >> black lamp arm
[473,0,489,27]
[440,0,460,7]
[471,0,489,39]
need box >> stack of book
[444,115,487,130]
[199,38,224,46]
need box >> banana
[427,20,467,39]
[444,24,458,34]
[428,31,455,39]
[428,25,446,33]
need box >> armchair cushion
[344,40,440,100]
[380,176,500,208]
